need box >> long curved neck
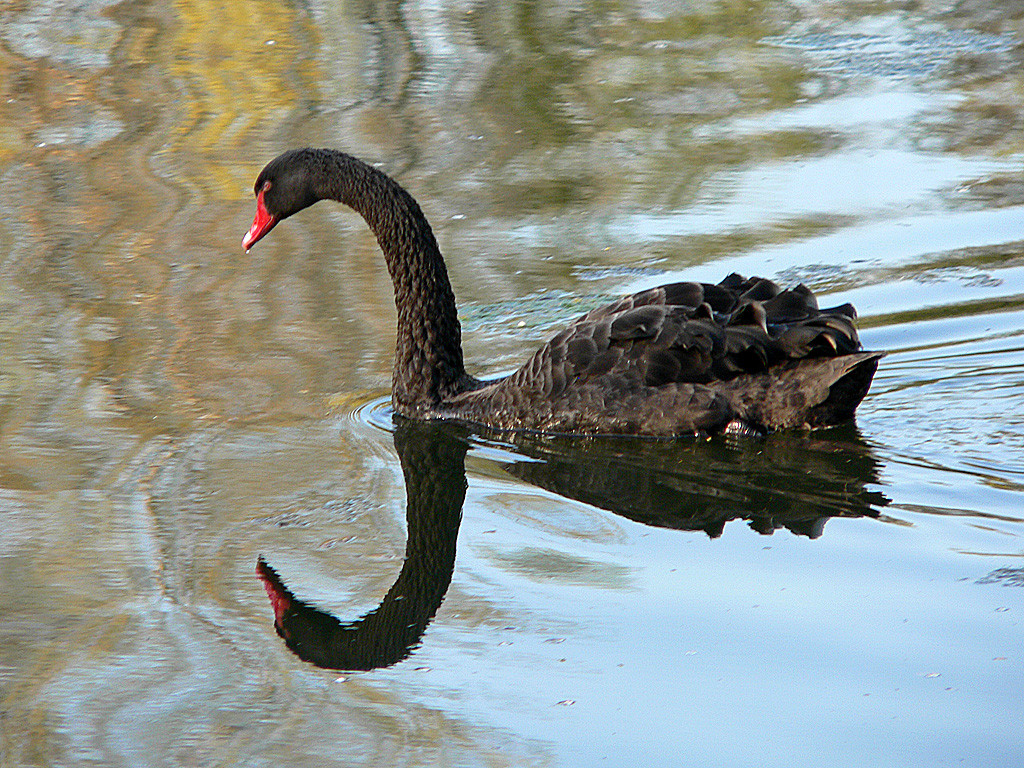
[316,152,470,414]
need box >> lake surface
[1,2,1022,766]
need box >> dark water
[1,2,1022,767]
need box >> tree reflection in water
[259,420,888,671]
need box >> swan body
[243,148,881,436]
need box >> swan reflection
[259,419,467,672]
[499,424,887,538]
[259,420,887,670]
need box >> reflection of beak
[242,189,278,251]
[256,557,292,632]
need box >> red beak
[256,558,292,628]
[242,188,278,251]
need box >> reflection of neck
[258,421,467,671]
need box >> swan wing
[509,275,862,393]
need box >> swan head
[242,148,321,251]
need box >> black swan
[243,148,881,436]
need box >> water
[1,2,1022,767]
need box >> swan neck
[322,153,469,412]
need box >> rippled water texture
[1,2,1022,767]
